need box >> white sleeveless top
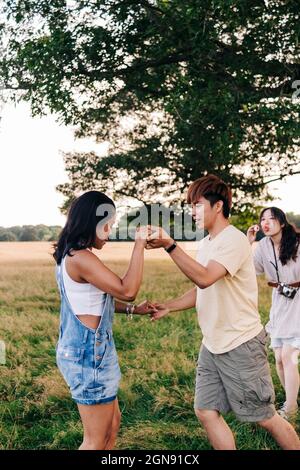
[62,256,106,316]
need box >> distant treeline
[0,212,299,242]
[283,212,300,229]
[0,225,62,242]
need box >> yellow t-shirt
[196,225,262,354]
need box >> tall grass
[0,251,298,449]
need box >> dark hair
[187,174,232,218]
[259,207,300,265]
[53,191,116,265]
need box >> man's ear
[216,200,224,214]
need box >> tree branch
[264,170,300,185]
[82,47,194,80]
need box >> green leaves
[1,0,299,212]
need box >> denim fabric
[55,259,121,405]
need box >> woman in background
[247,207,300,420]
[53,191,156,449]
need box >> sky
[0,102,107,227]
[0,102,299,228]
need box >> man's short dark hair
[187,174,232,218]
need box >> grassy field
[0,242,298,450]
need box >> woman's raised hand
[135,226,152,247]
[247,224,260,245]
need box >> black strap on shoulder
[270,239,280,284]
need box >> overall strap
[55,264,63,295]
[96,293,114,334]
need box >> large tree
[1,0,300,213]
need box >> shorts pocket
[243,375,275,410]
[83,385,104,399]
[246,332,268,360]
[56,346,84,390]
[256,329,269,346]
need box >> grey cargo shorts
[194,328,276,422]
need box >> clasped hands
[134,225,173,321]
[135,225,174,250]
[134,300,170,321]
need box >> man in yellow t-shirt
[146,174,300,450]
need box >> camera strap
[270,239,280,284]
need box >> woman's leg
[104,399,121,450]
[274,347,285,389]
[77,399,117,450]
[281,345,299,412]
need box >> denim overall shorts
[55,259,121,405]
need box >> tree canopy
[1,0,299,213]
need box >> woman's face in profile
[94,216,116,249]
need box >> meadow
[0,242,298,450]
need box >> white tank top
[62,256,106,316]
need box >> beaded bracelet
[126,303,135,320]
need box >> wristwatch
[164,241,177,253]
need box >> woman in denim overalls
[53,191,155,449]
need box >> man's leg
[258,413,300,450]
[195,408,236,450]
[194,345,235,450]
